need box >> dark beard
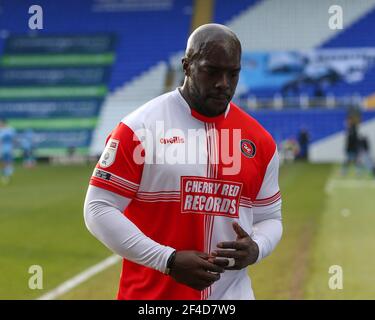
[188,81,222,117]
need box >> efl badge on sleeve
[99,138,119,168]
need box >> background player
[0,119,16,185]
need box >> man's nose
[215,73,230,90]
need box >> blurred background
[0,0,374,300]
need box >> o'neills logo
[160,136,185,144]
[240,139,256,158]
[181,176,242,218]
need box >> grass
[60,262,121,300]
[0,163,110,299]
[249,162,332,299]
[304,169,375,299]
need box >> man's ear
[182,57,190,77]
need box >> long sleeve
[84,185,175,273]
[251,148,283,263]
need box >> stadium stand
[1,0,375,162]
[321,7,375,98]
[92,0,259,154]
[0,0,193,156]
[227,0,375,102]
[216,0,375,161]
[250,108,375,143]
[213,0,259,24]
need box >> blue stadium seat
[213,0,259,24]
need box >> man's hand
[169,250,225,291]
[210,222,259,270]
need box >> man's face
[185,43,241,117]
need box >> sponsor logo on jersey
[99,138,119,168]
[180,176,242,218]
[240,139,256,158]
[159,136,185,144]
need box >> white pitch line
[324,179,334,195]
[37,254,122,300]
[328,179,375,190]
[325,175,375,195]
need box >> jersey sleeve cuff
[90,168,140,199]
[253,191,281,207]
[90,177,137,199]
[161,246,177,275]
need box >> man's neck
[178,85,225,118]
[178,85,195,111]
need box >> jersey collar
[175,88,231,123]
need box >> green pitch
[0,163,110,299]
[0,162,374,299]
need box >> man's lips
[208,95,230,102]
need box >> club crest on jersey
[99,138,119,168]
[240,139,256,158]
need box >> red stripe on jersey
[253,191,281,207]
[137,190,180,195]
[90,178,137,199]
[90,122,144,199]
[92,168,139,191]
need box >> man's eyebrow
[203,64,241,71]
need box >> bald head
[185,24,241,62]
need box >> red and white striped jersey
[90,88,281,300]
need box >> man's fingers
[216,241,247,250]
[197,251,210,259]
[212,250,241,259]
[199,258,225,273]
[197,269,221,283]
[210,257,230,267]
[232,222,249,238]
